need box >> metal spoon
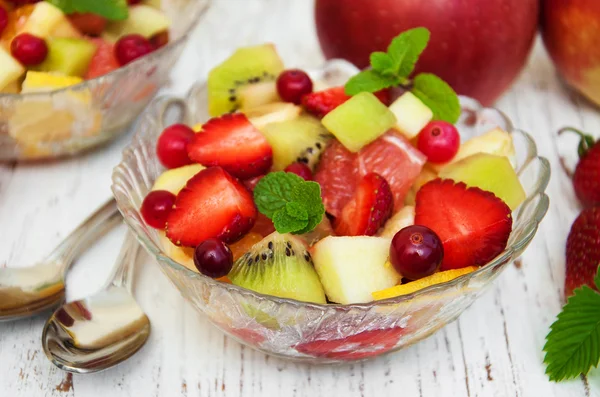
[0,199,121,321]
[42,232,150,374]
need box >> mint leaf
[254,172,304,218]
[411,73,460,124]
[285,202,308,221]
[543,283,600,381]
[387,27,430,77]
[273,210,308,234]
[296,214,322,235]
[46,0,129,21]
[370,52,395,76]
[291,182,324,216]
[345,69,399,96]
[596,265,600,290]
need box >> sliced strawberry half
[302,86,392,118]
[166,167,257,247]
[187,113,273,179]
[415,179,512,270]
[334,173,393,236]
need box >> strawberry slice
[565,207,600,296]
[415,179,512,270]
[68,13,107,36]
[187,113,273,179]
[302,87,391,118]
[334,173,393,236]
[166,167,257,247]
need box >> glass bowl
[0,0,210,161]
[112,60,550,363]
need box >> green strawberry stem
[558,127,597,158]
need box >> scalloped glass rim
[112,59,550,311]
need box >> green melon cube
[36,38,97,77]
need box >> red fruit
[243,175,264,191]
[11,33,47,65]
[156,124,195,169]
[390,225,443,280]
[141,190,176,229]
[284,162,313,181]
[373,88,392,105]
[187,113,273,179]
[166,167,257,246]
[68,13,107,36]
[315,132,426,217]
[565,207,600,297]
[127,0,142,4]
[193,238,233,278]
[415,179,512,270]
[0,6,8,36]
[5,0,38,4]
[276,69,313,104]
[302,86,349,118]
[560,127,600,207]
[114,34,154,66]
[150,30,169,49]
[335,173,393,236]
[417,121,460,164]
[85,38,120,79]
[251,213,276,237]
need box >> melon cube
[0,47,24,91]
[21,71,83,93]
[311,236,401,304]
[105,5,171,39]
[322,92,397,152]
[22,2,80,39]
[37,38,97,77]
[388,92,433,139]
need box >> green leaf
[543,285,600,381]
[387,27,430,77]
[344,69,399,96]
[411,73,460,124]
[296,214,322,235]
[272,210,308,234]
[595,264,600,290]
[46,0,129,21]
[285,202,308,221]
[253,172,304,218]
[370,52,395,76]
[291,182,324,217]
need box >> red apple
[315,0,539,106]
[541,0,600,107]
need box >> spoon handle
[108,232,141,293]
[49,199,122,276]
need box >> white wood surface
[1,1,599,396]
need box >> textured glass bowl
[112,60,550,363]
[0,0,210,161]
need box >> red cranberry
[141,190,176,229]
[114,34,154,66]
[284,162,313,181]
[390,225,443,280]
[276,69,313,104]
[156,124,195,169]
[417,121,460,164]
[0,7,8,37]
[194,238,233,278]
[11,33,48,66]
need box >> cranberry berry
[276,69,313,104]
[156,124,195,169]
[390,225,444,280]
[284,162,313,181]
[194,238,233,278]
[115,34,154,66]
[11,33,48,66]
[141,190,176,229]
[417,121,460,164]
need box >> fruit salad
[0,0,170,94]
[140,29,526,306]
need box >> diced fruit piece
[114,34,153,65]
[159,231,196,271]
[21,71,82,92]
[390,225,443,280]
[388,92,433,139]
[208,44,284,116]
[238,81,279,110]
[104,5,170,39]
[250,212,275,237]
[229,232,327,304]
[21,2,80,39]
[36,37,96,77]
[188,113,273,179]
[415,179,512,270]
[149,30,168,49]
[0,3,34,49]
[311,236,401,304]
[243,102,301,130]
[299,215,333,246]
[417,121,460,164]
[0,6,7,36]
[0,80,19,93]
[260,114,331,170]
[229,232,263,261]
[373,88,391,105]
[141,190,176,229]
[276,69,313,104]
[151,164,204,195]
[404,166,438,206]
[68,13,107,36]
[0,45,24,91]
[372,266,478,300]
[335,173,393,236]
[301,86,349,118]
[193,238,233,278]
[166,167,257,246]
[315,132,426,216]
[434,127,516,172]
[284,162,313,181]
[156,124,195,169]
[11,33,47,65]
[322,92,396,152]
[380,205,415,238]
[439,153,526,210]
[85,38,119,79]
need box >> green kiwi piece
[229,232,326,304]
[260,115,332,170]
[207,44,284,116]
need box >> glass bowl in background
[0,0,210,160]
[112,60,550,363]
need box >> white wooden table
[1,1,599,396]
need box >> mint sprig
[543,265,600,381]
[46,0,129,21]
[344,27,460,124]
[253,172,325,235]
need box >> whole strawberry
[560,127,600,207]
[565,207,600,297]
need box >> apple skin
[541,0,600,107]
[315,0,539,106]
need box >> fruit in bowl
[114,27,549,362]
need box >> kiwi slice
[260,115,332,170]
[207,44,284,116]
[229,232,326,304]
[244,102,301,129]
